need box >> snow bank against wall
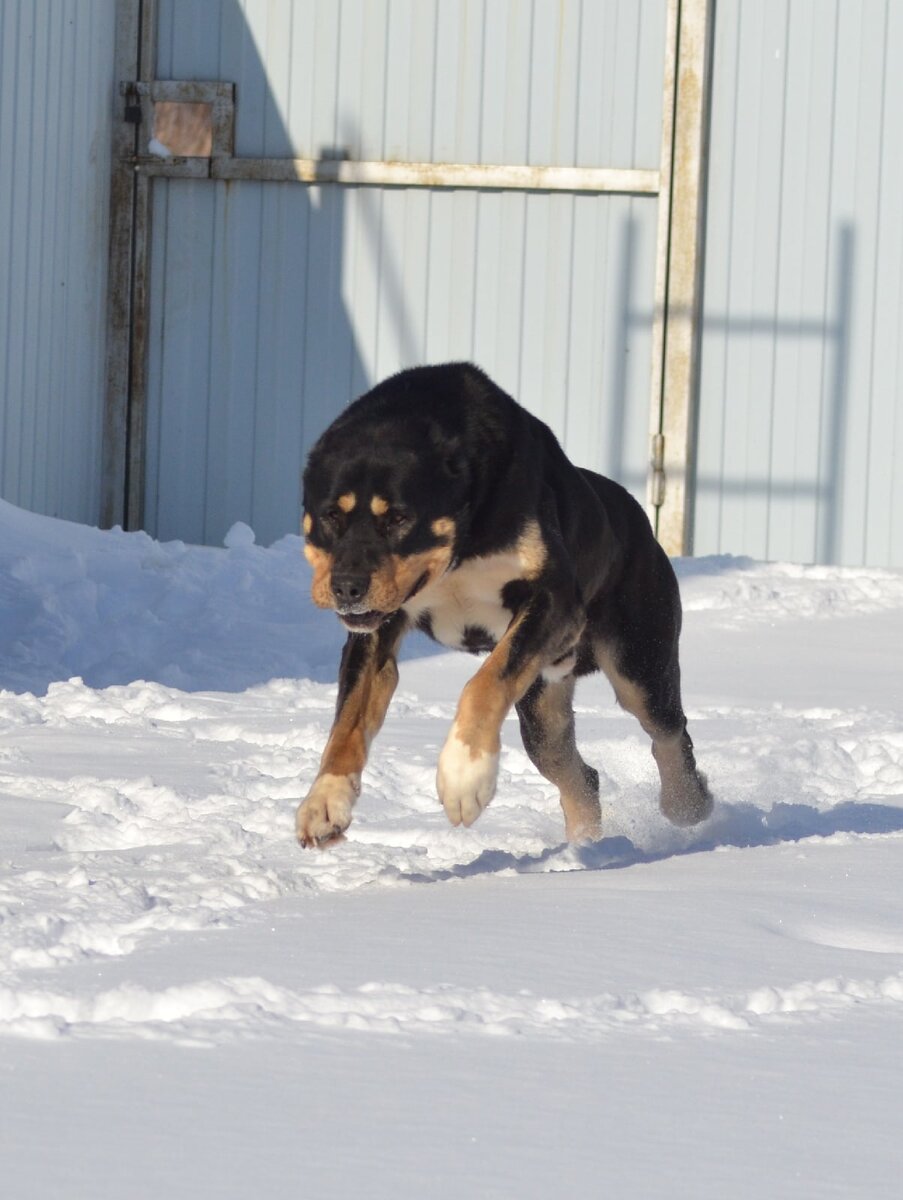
[0,499,343,694]
[2,498,903,696]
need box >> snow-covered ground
[1,498,901,1199]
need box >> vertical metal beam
[100,0,157,530]
[647,0,681,526]
[125,0,157,532]
[125,166,152,531]
[650,0,715,556]
[100,0,141,528]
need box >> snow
[0,497,901,1198]
[146,136,172,158]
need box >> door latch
[123,82,142,125]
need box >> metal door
[103,0,710,549]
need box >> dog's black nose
[331,571,370,607]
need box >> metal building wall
[145,0,667,546]
[0,0,115,525]
[694,0,903,567]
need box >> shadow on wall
[152,8,861,564]
[620,216,855,565]
[148,0,376,548]
[690,223,855,564]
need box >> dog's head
[302,388,472,633]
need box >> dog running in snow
[298,363,711,848]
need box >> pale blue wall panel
[695,0,903,567]
[156,0,666,168]
[148,0,667,546]
[145,181,657,546]
[866,0,903,568]
[0,0,114,525]
[145,181,218,545]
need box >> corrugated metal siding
[694,0,903,567]
[145,181,658,547]
[0,0,114,525]
[157,0,665,168]
[146,0,667,546]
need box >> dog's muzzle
[330,570,384,632]
[330,566,432,633]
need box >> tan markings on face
[370,495,389,516]
[337,493,356,513]
[304,542,336,609]
[367,544,454,613]
[431,516,455,541]
[303,513,313,535]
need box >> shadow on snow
[385,798,903,885]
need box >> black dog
[298,363,711,848]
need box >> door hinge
[651,433,666,508]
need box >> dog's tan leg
[437,606,561,828]
[437,580,587,828]
[297,620,404,847]
[516,677,601,842]
[596,643,712,827]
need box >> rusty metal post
[650,0,714,556]
[101,0,157,530]
[646,0,681,528]
[100,0,140,528]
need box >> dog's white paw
[436,728,499,827]
[296,773,359,848]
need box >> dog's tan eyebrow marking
[370,495,389,516]
[303,514,313,535]
[337,493,356,513]
[431,517,455,540]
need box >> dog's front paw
[296,773,359,848]
[436,728,499,827]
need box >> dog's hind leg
[596,641,712,827]
[516,677,601,842]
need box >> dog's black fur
[297,363,711,847]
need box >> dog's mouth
[334,572,433,634]
[337,609,387,633]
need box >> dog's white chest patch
[403,551,522,651]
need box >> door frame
[102,0,713,553]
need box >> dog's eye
[386,509,409,529]
[322,506,342,524]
